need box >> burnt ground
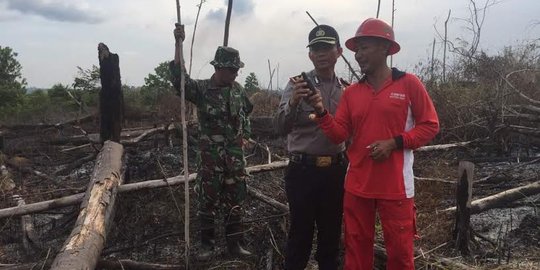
[0,117,539,270]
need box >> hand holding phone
[301,72,317,96]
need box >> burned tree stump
[98,43,123,143]
[50,141,124,270]
[453,161,474,256]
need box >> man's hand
[368,138,397,162]
[288,77,324,114]
[174,23,185,42]
[288,78,312,107]
[306,90,324,114]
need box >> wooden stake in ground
[174,0,191,267]
[453,161,474,256]
[98,43,123,143]
[50,141,124,270]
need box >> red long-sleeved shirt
[318,69,439,199]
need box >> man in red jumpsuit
[303,18,440,269]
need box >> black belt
[289,152,346,167]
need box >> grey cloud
[6,0,104,24]
[230,0,255,16]
[205,0,255,21]
[206,8,226,21]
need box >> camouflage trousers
[194,165,248,219]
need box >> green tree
[141,61,174,106]
[0,46,26,107]
[244,72,260,95]
[73,65,100,107]
[48,83,71,101]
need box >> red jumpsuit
[318,68,439,269]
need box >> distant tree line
[0,48,262,124]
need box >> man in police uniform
[274,25,348,270]
[171,25,253,260]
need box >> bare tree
[443,9,451,83]
[188,0,206,76]
[431,38,436,82]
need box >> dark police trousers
[284,154,347,270]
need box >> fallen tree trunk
[50,141,124,270]
[0,193,85,219]
[511,104,540,114]
[508,125,540,137]
[54,153,97,176]
[49,126,169,146]
[0,114,95,131]
[247,186,288,212]
[444,180,540,214]
[0,160,289,219]
[122,126,167,146]
[416,141,475,151]
[505,113,540,122]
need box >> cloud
[5,0,104,24]
[206,8,226,21]
[205,0,255,21]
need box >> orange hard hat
[345,18,400,55]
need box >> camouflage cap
[210,46,245,69]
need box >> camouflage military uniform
[170,46,253,255]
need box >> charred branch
[0,160,289,219]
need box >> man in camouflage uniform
[170,24,253,260]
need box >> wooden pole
[453,161,474,256]
[223,0,233,46]
[175,0,190,267]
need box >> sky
[1,0,539,89]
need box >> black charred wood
[98,43,123,143]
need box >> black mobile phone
[301,72,317,96]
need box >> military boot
[225,213,252,256]
[196,213,215,261]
